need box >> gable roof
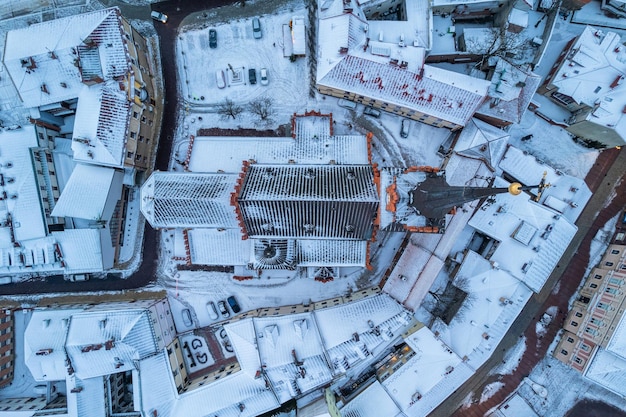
[65,309,158,379]
[453,118,510,169]
[52,164,122,220]
[476,59,541,124]
[584,348,626,397]
[71,82,130,167]
[140,172,240,228]
[3,8,130,108]
[548,26,626,135]
[24,308,83,381]
[319,55,489,126]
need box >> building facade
[0,310,14,388]
[555,244,626,372]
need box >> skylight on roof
[512,221,537,245]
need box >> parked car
[215,69,226,89]
[259,68,269,86]
[252,17,262,39]
[363,106,381,117]
[227,296,241,314]
[206,301,219,320]
[248,68,257,85]
[181,309,193,327]
[209,29,217,48]
[400,118,411,138]
[150,11,168,23]
[338,98,357,110]
[66,274,89,282]
[218,300,230,318]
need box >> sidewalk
[430,147,626,416]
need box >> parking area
[176,13,309,111]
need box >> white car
[181,309,193,327]
[338,98,357,110]
[400,118,411,138]
[216,69,226,89]
[259,68,269,86]
[252,17,262,39]
[150,11,168,23]
[206,302,219,320]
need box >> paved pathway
[430,147,626,416]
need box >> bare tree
[217,98,243,120]
[464,26,532,68]
[248,97,275,122]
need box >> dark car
[227,296,241,314]
[209,29,217,48]
[248,68,257,85]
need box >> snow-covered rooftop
[138,340,280,417]
[67,374,106,417]
[51,164,122,220]
[383,242,436,305]
[365,0,431,49]
[71,82,130,167]
[508,8,529,28]
[468,177,577,292]
[254,313,332,402]
[3,8,130,108]
[140,172,240,229]
[339,380,403,417]
[499,145,591,222]
[0,126,47,243]
[187,134,370,173]
[548,26,626,135]
[52,228,108,273]
[606,309,626,360]
[188,228,251,265]
[315,293,408,350]
[384,326,463,412]
[432,250,533,367]
[584,347,626,397]
[173,372,280,417]
[65,309,158,379]
[24,308,83,381]
[317,8,490,127]
[452,118,510,170]
[319,55,490,127]
[476,59,541,125]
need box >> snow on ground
[489,336,528,377]
[585,212,620,276]
[480,381,505,404]
[514,354,626,417]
